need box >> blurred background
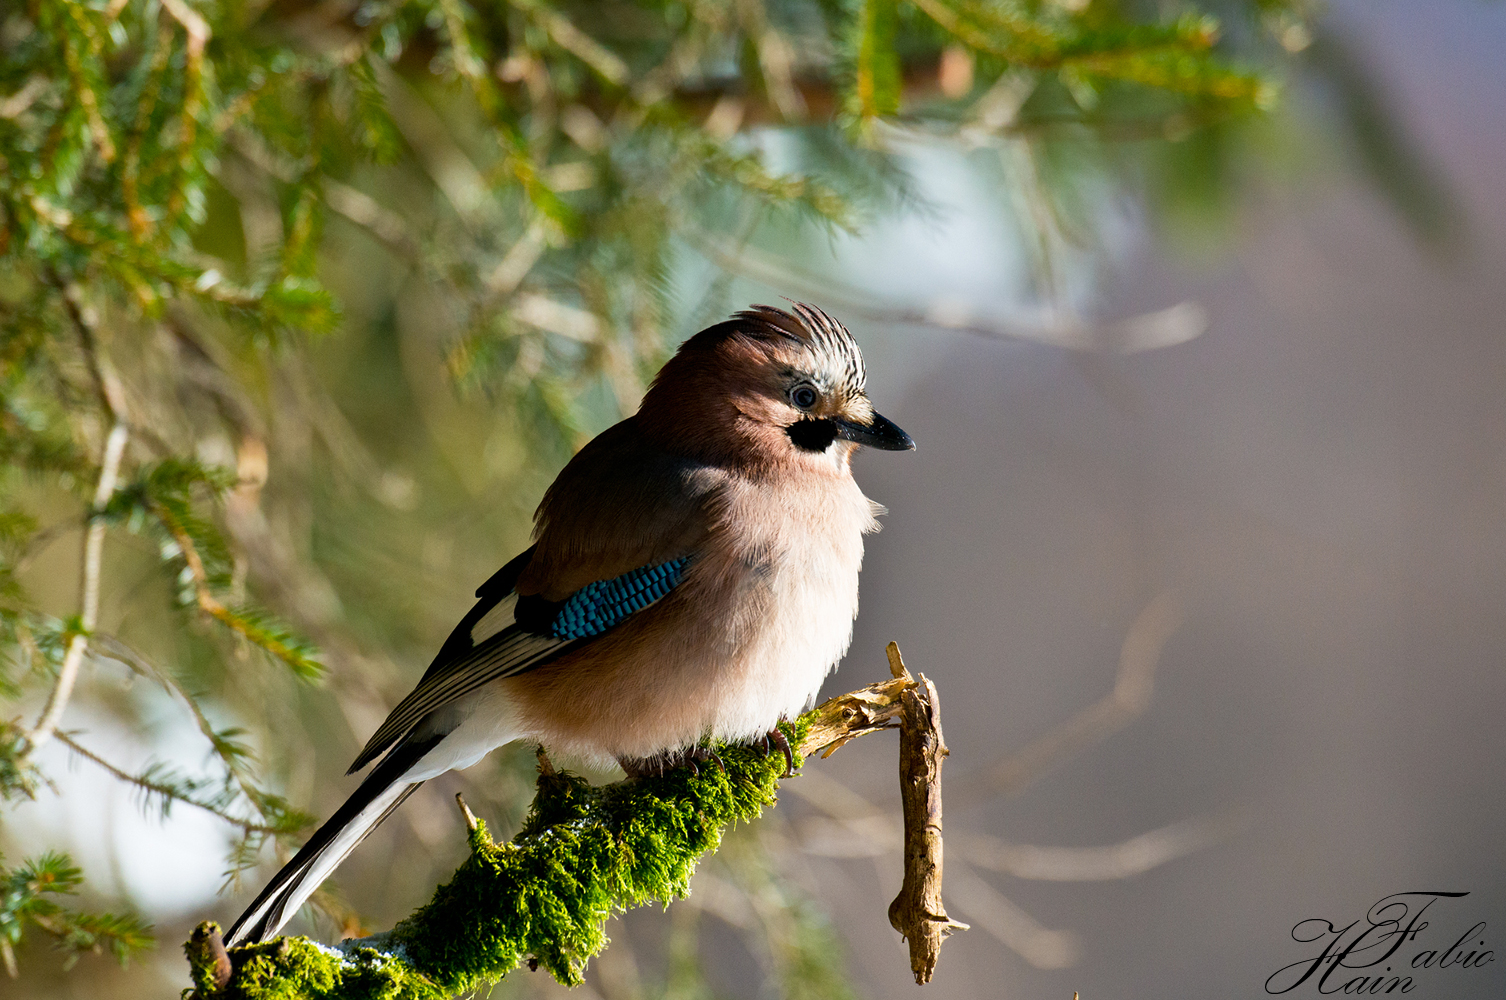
[2,0,1504,997]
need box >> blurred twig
[955,809,1247,881]
[790,778,1241,882]
[944,863,1080,970]
[321,180,419,260]
[19,286,130,761]
[689,233,1208,354]
[952,590,1184,805]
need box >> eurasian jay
[225,302,914,945]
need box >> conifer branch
[156,507,324,681]
[94,633,291,836]
[49,729,285,837]
[5,618,313,885]
[685,229,1209,354]
[19,287,129,761]
[159,0,211,221]
[0,851,154,975]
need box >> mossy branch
[185,655,952,999]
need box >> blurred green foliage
[0,0,1444,994]
[0,849,153,976]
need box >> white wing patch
[471,593,519,645]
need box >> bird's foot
[618,753,668,779]
[689,746,725,777]
[618,745,725,779]
[757,724,795,778]
[688,745,726,776]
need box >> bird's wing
[519,417,721,598]
[348,419,720,773]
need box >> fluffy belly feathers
[501,472,881,764]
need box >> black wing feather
[424,544,538,681]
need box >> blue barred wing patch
[550,557,690,640]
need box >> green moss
[187,720,808,999]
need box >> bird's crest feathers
[675,301,867,399]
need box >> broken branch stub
[800,673,912,758]
[884,647,968,984]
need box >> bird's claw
[757,725,795,778]
[620,745,726,779]
[689,745,726,775]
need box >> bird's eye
[791,384,819,410]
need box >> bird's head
[639,303,914,470]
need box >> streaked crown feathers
[678,302,868,400]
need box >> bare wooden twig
[186,922,233,995]
[881,644,968,984]
[798,670,911,759]
[21,285,130,759]
[779,608,1235,975]
[455,793,480,833]
[786,644,968,981]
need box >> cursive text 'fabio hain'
[1265,891,1493,995]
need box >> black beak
[834,412,915,451]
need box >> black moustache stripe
[787,418,838,452]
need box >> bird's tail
[223,733,444,947]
